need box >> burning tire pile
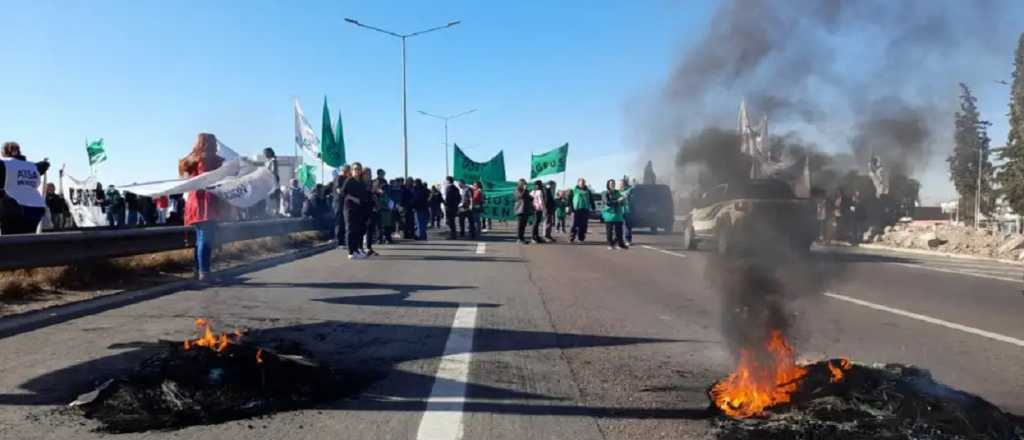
[68,319,357,433]
[709,359,1024,440]
[704,256,1024,440]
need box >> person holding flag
[178,133,227,281]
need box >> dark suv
[626,184,675,233]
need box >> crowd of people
[513,177,636,250]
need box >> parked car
[626,184,675,233]
[681,179,816,255]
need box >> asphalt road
[0,222,1021,439]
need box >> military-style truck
[681,179,817,255]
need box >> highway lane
[0,223,1021,439]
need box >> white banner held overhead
[293,98,321,162]
[208,166,276,209]
[61,173,109,227]
[116,159,276,209]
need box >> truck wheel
[683,225,697,250]
[717,226,732,256]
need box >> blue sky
[0,0,708,187]
[0,1,1019,204]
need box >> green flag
[480,180,519,221]
[332,113,346,167]
[530,143,568,179]
[453,144,506,184]
[86,138,107,167]
[320,97,338,166]
[296,164,317,189]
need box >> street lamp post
[344,18,460,180]
[418,108,477,177]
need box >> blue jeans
[624,214,633,242]
[415,209,429,240]
[469,211,481,238]
[194,222,216,274]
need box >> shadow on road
[0,321,710,421]
[376,255,525,263]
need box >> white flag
[293,98,321,161]
[216,140,240,161]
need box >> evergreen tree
[997,33,1024,214]
[948,83,993,222]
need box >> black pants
[606,221,625,247]
[345,209,365,254]
[531,211,544,240]
[516,213,530,241]
[544,211,555,238]
[446,207,458,238]
[402,209,415,238]
[458,213,468,237]
[571,211,589,241]
[334,209,347,246]
[0,205,45,235]
[365,215,377,251]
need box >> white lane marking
[824,292,1024,347]
[416,305,478,440]
[475,243,486,255]
[641,245,687,258]
[893,262,1021,284]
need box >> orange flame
[827,358,852,383]
[710,330,807,418]
[184,319,236,353]
[256,348,264,364]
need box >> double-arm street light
[418,108,477,177]
[344,17,460,180]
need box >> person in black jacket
[442,176,461,240]
[428,186,444,228]
[543,181,557,241]
[341,163,369,259]
[401,179,416,239]
[333,164,353,249]
[413,179,430,240]
[514,179,534,244]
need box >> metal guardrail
[0,218,318,271]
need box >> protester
[104,185,125,228]
[375,168,387,188]
[530,180,546,243]
[362,167,379,256]
[619,177,634,246]
[332,164,353,248]
[376,180,394,245]
[125,191,142,226]
[263,148,280,218]
[603,179,628,250]
[443,176,461,240]
[179,133,227,280]
[0,142,49,235]
[555,190,568,234]
[140,196,158,225]
[428,186,443,229]
[341,163,369,259]
[155,195,169,224]
[569,178,595,243]
[401,179,416,239]
[413,179,430,240]
[514,178,534,244]
[453,180,466,237]
[543,181,557,242]
[44,183,70,230]
[470,181,485,239]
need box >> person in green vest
[602,179,628,250]
[554,190,568,234]
[620,177,634,246]
[568,178,595,243]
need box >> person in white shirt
[0,142,49,235]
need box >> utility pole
[419,108,477,177]
[344,18,460,180]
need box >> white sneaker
[608,246,615,250]
[349,252,367,260]
[626,241,632,247]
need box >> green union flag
[320,97,345,168]
[296,163,317,189]
[453,144,506,184]
[86,138,107,167]
[530,143,568,179]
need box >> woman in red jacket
[178,133,225,280]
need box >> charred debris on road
[68,319,364,433]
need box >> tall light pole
[344,18,460,180]
[418,108,477,176]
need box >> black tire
[717,225,732,256]
[683,225,697,250]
